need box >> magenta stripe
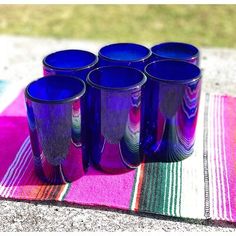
[223,96,236,221]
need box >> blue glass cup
[98,43,151,70]
[25,75,86,184]
[151,42,200,66]
[142,60,202,162]
[43,49,98,80]
[43,49,98,166]
[87,66,147,174]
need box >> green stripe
[162,163,169,214]
[166,163,172,215]
[145,163,156,211]
[160,163,167,213]
[138,162,153,211]
[143,163,154,210]
[136,159,183,217]
[149,162,159,212]
[156,163,164,213]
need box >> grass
[0,5,236,47]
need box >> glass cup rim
[151,41,199,60]
[25,75,86,104]
[98,42,152,63]
[43,49,98,71]
[87,65,147,91]
[144,59,202,85]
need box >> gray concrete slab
[0,35,236,232]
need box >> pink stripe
[216,96,227,219]
[0,117,28,181]
[65,167,136,210]
[218,96,226,218]
[221,97,233,221]
[222,96,236,221]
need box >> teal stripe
[149,163,159,212]
[136,159,183,217]
[156,163,164,214]
[146,163,156,211]
[164,163,171,214]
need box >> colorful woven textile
[0,81,235,222]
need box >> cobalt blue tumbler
[151,42,200,66]
[43,49,98,80]
[43,49,98,168]
[87,66,147,174]
[98,43,151,70]
[25,75,86,184]
[142,60,202,162]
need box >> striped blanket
[0,80,235,222]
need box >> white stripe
[10,151,33,197]
[218,97,227,219]
[58,183,70,201]
[213,95,223,220]
[176,162,181,216]
[171,163,176,216]
[221,98,233,221]
[0,137,30,195]
[3,145,31,198]
[2,143,31,196]
[130,165,141,211]
[208,94,216,218]
[18,156,36,189]
[216,96,226,219]
[214,96,221,219]
[180,93,205,219]
[167,163,173,216]
[211,96,219,219]
[0,136,30,188]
